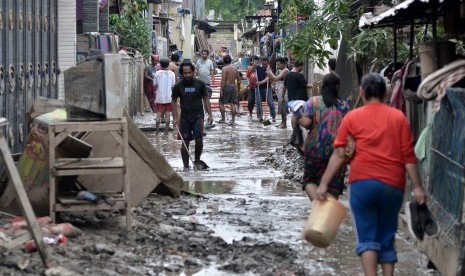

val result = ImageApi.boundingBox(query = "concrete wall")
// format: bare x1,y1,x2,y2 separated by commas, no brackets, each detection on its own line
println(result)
170,14,193,59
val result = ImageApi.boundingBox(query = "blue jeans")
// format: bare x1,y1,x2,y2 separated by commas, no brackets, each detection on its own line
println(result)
255,87,275,119
349,179,404,263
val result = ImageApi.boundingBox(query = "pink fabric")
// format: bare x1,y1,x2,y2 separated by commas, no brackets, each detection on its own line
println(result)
389,64,407,114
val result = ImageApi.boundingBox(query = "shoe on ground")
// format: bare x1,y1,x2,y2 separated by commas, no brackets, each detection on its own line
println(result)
217,119,226,124
271,117,276,123
405,201,424,240
248,115,253,122
183,166,191,172
258,117,263,123
276,124,287,129
227,121,235,126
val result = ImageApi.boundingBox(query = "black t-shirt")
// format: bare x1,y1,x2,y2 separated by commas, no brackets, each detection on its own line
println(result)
256,65,270,89
283,71,308,101
172,78,207,118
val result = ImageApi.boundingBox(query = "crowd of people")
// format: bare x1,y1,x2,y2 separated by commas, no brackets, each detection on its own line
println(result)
144,50,428,276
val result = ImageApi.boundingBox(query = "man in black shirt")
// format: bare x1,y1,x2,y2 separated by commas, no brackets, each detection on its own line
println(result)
282,60,312,128
172,61,213,171
254,56,276,122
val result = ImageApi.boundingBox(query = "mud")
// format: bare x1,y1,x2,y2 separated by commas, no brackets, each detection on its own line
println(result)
0,112,439,275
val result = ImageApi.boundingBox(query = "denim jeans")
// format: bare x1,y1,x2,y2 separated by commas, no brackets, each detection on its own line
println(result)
255,87,275,119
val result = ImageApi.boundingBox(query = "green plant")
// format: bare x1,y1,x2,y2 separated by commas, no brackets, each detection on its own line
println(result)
109,0,151,56
206,0,264,20
279,0,354,69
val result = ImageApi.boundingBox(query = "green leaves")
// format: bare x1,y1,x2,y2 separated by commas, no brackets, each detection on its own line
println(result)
206,0,264,20
109,0,151,56
280,0,353,69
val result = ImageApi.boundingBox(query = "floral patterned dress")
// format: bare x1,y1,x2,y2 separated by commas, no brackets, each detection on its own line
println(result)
302,96,349,196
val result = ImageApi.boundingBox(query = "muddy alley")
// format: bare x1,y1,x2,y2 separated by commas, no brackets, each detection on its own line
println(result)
0,113,438,276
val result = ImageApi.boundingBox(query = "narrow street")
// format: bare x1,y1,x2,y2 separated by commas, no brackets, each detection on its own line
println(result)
133,111,438,275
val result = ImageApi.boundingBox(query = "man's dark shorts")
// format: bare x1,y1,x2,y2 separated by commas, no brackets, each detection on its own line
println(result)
205,84,212,98
179,116,204,141
220,85,238,104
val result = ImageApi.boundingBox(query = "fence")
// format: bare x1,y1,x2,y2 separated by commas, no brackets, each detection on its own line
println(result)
427,88,465,245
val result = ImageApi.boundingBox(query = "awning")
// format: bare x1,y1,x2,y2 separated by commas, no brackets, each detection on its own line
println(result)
359,0,445,29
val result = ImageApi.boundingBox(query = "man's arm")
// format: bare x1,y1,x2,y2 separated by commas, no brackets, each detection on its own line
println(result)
204,94,213,124
171,99,179,124
220,69,226,93
144,67,153,80
281,86,287,103
210,62,215,84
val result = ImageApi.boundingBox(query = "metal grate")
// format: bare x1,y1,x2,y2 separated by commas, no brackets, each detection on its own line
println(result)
429,88,465,244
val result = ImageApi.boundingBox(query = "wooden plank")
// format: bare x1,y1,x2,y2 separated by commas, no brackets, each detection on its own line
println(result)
0,137,53,267
54,168,124,176
54,157,124,169
51,118,125,133
54,201,126,212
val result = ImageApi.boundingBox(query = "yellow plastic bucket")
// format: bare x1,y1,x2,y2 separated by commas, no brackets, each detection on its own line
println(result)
303,197,347,248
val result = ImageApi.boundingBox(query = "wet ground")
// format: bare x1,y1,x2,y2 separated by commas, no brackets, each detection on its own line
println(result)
0,111,438,275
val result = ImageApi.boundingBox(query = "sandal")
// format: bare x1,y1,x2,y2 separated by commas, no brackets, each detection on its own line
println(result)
217,119,226,124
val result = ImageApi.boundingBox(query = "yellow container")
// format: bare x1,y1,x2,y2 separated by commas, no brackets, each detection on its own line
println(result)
303,197,347,248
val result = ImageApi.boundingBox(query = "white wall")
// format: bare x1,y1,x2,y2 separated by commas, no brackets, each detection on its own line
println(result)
58,0,77,100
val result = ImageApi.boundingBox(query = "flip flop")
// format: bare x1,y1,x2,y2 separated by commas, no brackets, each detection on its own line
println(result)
205,123,216,129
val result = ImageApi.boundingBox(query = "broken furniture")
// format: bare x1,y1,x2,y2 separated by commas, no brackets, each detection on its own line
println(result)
0,117,52,267
48,118,131,230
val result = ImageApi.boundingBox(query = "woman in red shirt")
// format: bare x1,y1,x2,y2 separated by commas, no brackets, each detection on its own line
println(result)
316,73,426,276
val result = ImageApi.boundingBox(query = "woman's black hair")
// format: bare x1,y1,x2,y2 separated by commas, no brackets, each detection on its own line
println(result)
321,73,340,108
361,73,387,100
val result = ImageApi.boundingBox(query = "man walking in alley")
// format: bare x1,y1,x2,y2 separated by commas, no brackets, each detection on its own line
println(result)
195,49,215,98
172,61,213,171
246,56,259,121
144,54,160,112
169,53,180,82
154,57,176,134
255,56,276,122
218,55,241,125
267,57,289,128
282,60,312,128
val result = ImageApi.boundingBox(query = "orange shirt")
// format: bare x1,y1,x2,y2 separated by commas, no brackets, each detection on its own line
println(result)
334,102,417,191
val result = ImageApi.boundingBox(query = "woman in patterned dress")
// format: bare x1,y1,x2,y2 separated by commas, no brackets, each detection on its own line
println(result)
299,73,349,201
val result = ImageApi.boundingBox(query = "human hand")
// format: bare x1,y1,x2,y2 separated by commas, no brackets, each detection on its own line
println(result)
315,185,329,201
412,186,426,205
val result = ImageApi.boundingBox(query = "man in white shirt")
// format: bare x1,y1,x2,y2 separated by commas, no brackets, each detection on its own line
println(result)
155,57,176,134
195,49,215,97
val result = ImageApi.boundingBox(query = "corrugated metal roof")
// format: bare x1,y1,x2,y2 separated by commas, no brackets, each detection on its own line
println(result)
359,0,445,28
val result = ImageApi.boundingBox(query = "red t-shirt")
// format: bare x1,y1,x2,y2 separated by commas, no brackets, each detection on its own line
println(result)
246,66,257,90
334,102,417,191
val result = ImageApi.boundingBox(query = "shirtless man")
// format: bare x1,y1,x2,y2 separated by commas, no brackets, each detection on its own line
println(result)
218,55,241,125
168,53,180,82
